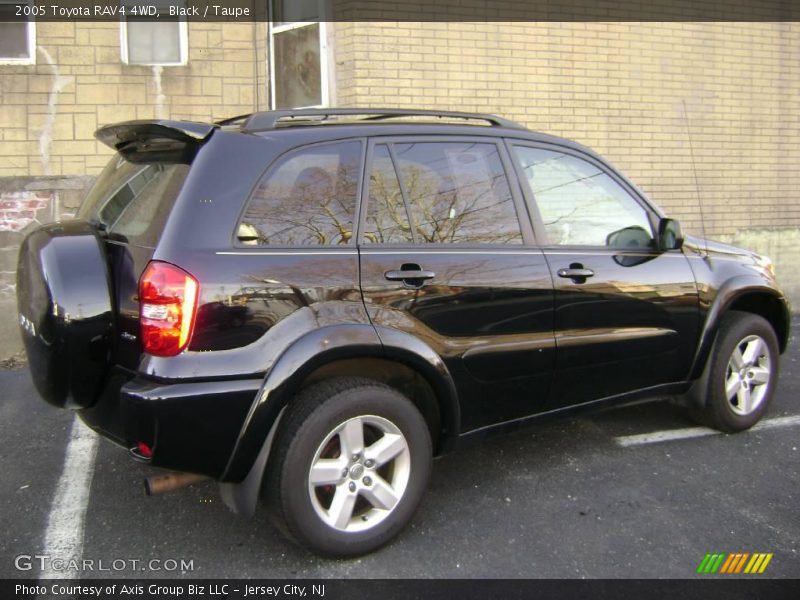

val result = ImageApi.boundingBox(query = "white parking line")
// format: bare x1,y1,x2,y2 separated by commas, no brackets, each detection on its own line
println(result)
41,417,99,579
614,414,800,448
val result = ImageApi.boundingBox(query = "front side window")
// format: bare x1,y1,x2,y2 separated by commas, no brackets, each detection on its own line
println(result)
238,141,362,246
364,141,523,245
121,2,187,66
270,0,326,108
513,146,654,248
0,1,35,64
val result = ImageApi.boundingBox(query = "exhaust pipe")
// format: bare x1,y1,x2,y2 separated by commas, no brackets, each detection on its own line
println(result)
144,472,209,496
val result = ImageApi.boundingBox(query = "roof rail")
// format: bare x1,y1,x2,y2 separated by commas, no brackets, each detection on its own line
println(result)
240,108,525,132
215,114,252,126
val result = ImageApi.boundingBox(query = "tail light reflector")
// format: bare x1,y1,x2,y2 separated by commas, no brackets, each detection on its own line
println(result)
139,261,198,356
136,441,153,459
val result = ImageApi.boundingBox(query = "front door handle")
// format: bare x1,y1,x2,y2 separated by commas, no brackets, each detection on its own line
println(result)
557,266,595,282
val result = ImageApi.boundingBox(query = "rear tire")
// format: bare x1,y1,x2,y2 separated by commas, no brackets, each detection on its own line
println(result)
262,377,432,557
693,311,779,432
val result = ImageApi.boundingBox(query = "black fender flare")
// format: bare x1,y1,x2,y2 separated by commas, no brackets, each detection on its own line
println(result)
686,276,789,407
220,323,460,485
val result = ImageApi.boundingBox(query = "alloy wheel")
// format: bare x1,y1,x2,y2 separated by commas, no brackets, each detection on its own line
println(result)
725,334,772,416
307,415,411,533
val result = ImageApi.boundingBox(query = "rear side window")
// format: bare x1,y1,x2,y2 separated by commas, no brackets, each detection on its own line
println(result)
238,141,362,246
363,145,411,244
363,141,523,245
78,157,190,247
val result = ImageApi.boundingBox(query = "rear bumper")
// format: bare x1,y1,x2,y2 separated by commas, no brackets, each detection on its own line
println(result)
79,367,260,478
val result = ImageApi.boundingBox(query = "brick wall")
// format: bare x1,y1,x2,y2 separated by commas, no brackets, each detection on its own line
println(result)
0,21,267,179
0,191,52,234
255,22,269,108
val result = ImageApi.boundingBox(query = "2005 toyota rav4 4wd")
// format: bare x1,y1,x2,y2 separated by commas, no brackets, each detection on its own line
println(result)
17,109,790,556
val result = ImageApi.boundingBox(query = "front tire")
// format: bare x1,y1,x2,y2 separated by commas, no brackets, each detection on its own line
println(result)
263,377,432,557
695,311,779,432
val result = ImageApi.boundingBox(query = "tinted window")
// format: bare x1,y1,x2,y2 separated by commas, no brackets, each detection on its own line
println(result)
239,141,362,246
513,147,654,248
78,158,190,247
363,141,523,245
364,145,413,244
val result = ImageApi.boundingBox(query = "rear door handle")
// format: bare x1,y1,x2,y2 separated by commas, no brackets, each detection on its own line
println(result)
384,269,435,281
557,267,595,281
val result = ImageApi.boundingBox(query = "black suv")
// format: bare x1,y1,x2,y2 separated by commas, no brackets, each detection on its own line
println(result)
16,109,790,556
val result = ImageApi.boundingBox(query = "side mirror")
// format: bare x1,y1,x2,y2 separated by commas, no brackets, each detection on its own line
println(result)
606,225,652,248
657,218,684,251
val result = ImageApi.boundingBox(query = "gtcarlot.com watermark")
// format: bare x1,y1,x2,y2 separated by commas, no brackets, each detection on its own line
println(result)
14,554,194,573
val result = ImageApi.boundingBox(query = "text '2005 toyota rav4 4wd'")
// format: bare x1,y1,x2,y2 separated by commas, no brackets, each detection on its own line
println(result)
17,109,790,556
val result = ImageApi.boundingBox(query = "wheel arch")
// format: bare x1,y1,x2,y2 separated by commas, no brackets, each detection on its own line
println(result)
691,280,789,381
301,356,457,457
219,324,459,516
685,278,789,409
727,293,790,354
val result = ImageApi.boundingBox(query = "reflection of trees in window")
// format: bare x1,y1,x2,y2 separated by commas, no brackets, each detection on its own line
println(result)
240,141,361,246
365,146,413,244
514,147,653,247
364,142,523,245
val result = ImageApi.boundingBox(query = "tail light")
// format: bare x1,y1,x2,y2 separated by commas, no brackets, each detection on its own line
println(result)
138,261,198,357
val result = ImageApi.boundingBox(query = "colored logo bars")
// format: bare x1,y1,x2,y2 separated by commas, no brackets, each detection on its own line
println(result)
697,553,773,574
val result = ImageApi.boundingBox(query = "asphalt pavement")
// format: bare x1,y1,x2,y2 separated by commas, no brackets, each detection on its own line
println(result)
1,319,798,579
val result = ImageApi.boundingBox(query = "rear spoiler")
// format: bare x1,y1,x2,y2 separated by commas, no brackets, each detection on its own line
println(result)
95,120,216,163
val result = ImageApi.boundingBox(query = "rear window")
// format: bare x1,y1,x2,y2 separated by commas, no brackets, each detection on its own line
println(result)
78,155,190,247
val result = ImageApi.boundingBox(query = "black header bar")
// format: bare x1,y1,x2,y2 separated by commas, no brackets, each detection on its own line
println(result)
4,579,800,600
1,0,799,22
